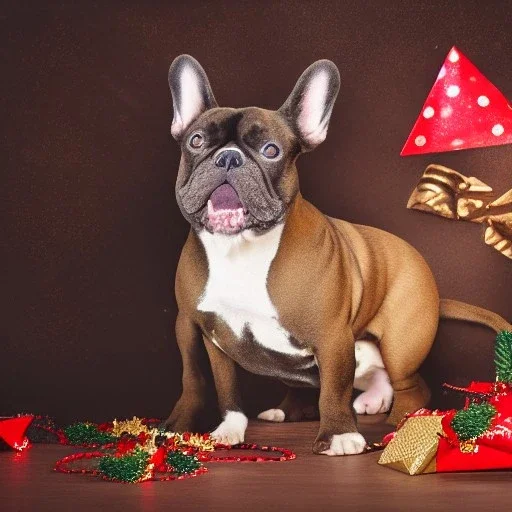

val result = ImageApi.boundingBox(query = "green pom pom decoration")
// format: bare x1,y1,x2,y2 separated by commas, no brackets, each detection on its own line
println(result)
451,402,496,441
495,330,512,384
63,423,116,445
99,448,150,483
167,450,202,475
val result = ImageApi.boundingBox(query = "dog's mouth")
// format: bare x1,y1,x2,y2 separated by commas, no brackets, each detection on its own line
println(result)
206,183,247,234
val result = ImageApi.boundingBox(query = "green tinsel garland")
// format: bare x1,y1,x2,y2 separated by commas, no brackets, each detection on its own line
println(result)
63,423,116,445
451,402,497,441
495,330,512,384
98,448,150,483
167,450,202,475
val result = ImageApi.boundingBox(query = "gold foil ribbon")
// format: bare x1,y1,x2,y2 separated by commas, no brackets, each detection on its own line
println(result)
407,164,512,260
111,417,151,437
111,416,216,452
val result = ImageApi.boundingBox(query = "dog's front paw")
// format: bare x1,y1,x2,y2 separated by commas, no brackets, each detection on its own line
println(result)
211,411,248,445
161,415,197,433
162,397,205,432
313,432,367,456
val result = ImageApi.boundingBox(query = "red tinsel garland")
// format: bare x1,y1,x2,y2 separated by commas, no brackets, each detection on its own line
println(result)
32,415,163,448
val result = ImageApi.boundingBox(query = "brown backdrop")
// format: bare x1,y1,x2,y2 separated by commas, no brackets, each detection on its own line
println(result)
2,0,511,425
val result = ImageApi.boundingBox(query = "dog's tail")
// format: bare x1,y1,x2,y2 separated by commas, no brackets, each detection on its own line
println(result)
440,299,512,333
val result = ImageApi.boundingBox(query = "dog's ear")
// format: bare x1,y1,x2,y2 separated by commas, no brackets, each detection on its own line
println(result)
278,60,340,151
168,55,218,140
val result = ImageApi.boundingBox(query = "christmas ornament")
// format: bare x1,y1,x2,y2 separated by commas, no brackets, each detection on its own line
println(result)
379,330,512,475
407,164,512,259
0,415,33,451
401,47,512,156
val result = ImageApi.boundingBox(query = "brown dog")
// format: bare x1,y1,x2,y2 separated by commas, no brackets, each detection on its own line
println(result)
164,55,511,455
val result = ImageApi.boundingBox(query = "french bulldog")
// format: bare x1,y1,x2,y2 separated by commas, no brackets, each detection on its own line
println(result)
163,55,511,455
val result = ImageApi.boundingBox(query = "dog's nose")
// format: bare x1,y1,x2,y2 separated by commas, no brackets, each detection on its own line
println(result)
215,149,244,170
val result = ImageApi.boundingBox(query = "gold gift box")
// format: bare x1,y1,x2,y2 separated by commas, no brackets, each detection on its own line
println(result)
378,415,444,475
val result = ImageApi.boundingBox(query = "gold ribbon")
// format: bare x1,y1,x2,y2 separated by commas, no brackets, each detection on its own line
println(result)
407,164,512,260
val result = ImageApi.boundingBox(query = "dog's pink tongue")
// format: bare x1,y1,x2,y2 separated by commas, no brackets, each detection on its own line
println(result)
209,183,243,210
207,184,245,233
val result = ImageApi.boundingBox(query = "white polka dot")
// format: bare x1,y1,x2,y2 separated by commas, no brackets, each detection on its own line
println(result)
423,106,435,119
441,106,453,118
492,124,504,136
438,66,446,79
448,49,459,63
477,95,490,107
446,85,460,98
451,139,464,147
469,76,477,82
415,135,427,147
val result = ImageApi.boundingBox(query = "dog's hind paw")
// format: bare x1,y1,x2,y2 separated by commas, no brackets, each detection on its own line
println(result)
257,408,285,422
353,386,393,415
353,367,394,415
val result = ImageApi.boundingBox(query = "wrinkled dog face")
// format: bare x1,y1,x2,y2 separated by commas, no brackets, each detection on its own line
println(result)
174,106,298,234
168,55,340,235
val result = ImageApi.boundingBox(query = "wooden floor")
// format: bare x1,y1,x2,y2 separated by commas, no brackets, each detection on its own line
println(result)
1,416,511,511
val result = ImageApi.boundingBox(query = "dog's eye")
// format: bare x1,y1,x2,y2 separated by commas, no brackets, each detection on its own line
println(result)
261,142,280,159
189,133,204,149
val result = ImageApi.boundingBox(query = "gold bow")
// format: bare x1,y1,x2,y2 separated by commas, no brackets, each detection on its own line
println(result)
407,164,512,260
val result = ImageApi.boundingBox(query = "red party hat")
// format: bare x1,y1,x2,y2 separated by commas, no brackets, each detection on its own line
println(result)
0,416,33,451
401,47,512,156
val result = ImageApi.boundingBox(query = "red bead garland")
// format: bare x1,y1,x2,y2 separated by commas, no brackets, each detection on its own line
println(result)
199,443,296,463
54,443,296,482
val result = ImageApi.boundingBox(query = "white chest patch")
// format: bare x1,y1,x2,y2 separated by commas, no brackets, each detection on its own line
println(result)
198,225,310,357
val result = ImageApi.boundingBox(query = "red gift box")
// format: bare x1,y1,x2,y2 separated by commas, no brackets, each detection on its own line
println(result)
437,436,512,472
